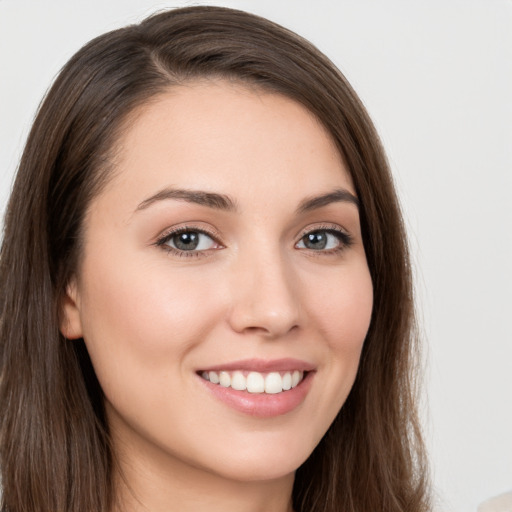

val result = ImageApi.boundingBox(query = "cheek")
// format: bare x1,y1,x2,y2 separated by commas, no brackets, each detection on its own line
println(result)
77,254,224,397
305,262,373,409
309,262,373,349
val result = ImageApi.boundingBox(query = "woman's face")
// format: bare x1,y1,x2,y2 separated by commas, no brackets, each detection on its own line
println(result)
62,81,373,484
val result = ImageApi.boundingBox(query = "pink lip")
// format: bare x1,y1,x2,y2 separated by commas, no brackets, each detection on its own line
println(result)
198,358,316,373
196,359,316,418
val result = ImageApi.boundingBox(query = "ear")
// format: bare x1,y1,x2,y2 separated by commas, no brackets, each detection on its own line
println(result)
59,278,83,340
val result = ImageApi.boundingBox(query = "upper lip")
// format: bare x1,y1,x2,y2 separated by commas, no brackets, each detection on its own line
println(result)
198,358,316,373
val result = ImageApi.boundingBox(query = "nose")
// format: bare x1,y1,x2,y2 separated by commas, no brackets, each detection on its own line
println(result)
227,249,302,338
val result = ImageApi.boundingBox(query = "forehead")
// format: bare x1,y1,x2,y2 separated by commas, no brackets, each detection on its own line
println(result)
103,80,354,212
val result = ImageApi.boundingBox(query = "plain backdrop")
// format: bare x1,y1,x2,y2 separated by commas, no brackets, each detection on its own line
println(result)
1,1,511,511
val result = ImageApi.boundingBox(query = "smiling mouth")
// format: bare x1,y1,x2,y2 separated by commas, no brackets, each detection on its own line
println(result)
199,370,306,394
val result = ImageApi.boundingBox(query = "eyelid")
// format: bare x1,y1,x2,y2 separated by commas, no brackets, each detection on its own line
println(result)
154,223,224,257
156,223,221,243
153,222,353,258
295,223,354,253
295,223,351,241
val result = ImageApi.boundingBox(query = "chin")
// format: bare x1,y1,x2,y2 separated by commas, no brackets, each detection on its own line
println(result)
193,432,318,483
204,454,304,484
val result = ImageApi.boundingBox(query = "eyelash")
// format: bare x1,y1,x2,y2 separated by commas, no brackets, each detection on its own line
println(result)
296,224,354,256
155,225,222,258
155,224,353,258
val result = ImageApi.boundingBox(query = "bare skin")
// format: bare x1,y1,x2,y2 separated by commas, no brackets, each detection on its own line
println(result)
61,80,373,512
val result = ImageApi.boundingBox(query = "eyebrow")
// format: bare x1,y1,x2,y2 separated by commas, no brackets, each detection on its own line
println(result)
136,188,238,212
135,186,358,214
297,188,359,213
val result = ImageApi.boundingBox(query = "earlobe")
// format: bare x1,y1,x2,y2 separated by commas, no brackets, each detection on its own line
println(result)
60,278,83,340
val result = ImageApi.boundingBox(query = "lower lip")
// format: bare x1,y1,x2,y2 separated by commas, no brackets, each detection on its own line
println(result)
198,372,315,418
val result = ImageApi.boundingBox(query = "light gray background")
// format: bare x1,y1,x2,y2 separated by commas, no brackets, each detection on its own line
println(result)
1,1,511,511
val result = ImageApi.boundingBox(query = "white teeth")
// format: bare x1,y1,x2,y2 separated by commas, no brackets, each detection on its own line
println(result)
202,370,305,394
219,371,231,387
264,372,282,394
282,372,292,390
231,371,246,391
246,372,265,393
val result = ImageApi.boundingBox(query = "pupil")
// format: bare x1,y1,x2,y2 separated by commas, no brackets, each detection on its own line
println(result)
174,232,199,250
306,232,327,250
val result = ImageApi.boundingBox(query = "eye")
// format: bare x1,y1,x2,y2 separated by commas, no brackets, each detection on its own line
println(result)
296,229,352,252
158,229,220,253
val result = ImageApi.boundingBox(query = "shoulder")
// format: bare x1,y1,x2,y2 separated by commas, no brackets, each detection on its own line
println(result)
478,491,512,512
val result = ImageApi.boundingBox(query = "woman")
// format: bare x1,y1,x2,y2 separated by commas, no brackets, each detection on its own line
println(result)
0,6,430,512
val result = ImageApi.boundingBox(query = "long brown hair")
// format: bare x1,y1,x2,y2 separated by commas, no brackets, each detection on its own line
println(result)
0,6,429,512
